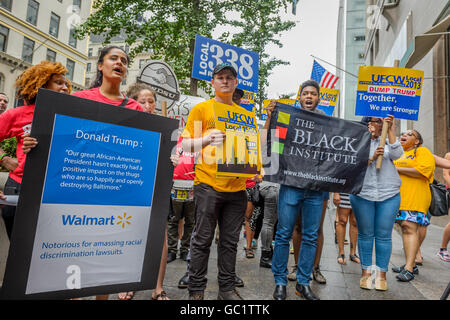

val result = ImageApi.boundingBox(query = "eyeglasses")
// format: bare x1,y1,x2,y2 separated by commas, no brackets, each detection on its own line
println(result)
369,119,383,124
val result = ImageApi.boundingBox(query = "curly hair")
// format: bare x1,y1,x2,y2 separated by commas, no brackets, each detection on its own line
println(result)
15,61,72,104
126,82,157,102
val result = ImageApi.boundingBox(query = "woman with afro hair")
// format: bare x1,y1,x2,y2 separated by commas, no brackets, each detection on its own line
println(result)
0,60,71,239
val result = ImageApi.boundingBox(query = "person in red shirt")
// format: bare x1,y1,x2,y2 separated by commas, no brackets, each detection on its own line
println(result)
0,61,71,239
22,46,143,153
73,46,142,111
23,47,143,301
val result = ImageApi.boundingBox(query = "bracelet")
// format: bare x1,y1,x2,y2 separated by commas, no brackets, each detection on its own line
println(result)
0,153,8,163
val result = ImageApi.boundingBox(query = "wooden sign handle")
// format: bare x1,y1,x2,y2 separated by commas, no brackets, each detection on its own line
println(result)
161,101,167,117
375,59,400,169
375,120,389,169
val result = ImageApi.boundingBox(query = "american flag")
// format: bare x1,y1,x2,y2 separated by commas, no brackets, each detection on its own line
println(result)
311,60,339,89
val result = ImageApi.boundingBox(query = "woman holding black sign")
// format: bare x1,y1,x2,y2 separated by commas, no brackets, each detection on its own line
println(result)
392,130,435,282
24,47,142,301
0,61,71,239
349,115,403,291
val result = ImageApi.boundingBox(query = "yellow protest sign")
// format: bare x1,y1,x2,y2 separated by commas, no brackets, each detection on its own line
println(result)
262,99,296,120
240,90,256,112
355,66,424,120
213,103,261,178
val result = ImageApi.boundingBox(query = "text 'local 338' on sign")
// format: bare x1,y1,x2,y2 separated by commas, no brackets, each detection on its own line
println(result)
355,66,424,120
213,103,262,178
192,34,259,93
0,89,178,300
264,103,370,194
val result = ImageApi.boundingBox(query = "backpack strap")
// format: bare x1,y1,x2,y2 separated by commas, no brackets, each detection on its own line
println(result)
118,96,129,107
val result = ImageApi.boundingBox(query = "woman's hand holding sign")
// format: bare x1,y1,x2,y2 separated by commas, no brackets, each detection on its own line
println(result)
22,133,38,154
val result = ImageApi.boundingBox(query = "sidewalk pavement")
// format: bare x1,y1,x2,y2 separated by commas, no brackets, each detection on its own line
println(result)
0,205,449,300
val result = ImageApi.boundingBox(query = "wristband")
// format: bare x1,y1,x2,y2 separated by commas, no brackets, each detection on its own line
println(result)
0,153,8,163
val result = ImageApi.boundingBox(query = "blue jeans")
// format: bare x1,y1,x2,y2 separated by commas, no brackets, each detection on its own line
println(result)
272,185,324,285
349,193,400,272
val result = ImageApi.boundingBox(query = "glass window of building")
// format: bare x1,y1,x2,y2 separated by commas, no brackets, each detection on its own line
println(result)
69,27,77,48
46,48,56,62
86,62,91,72
0,0,12,11
22,37,35,63
66,59,75,81
73,0,81,10
49,12,60,38
0,73,5,92
26,0,39,26
88,47,93,57
0,25,9,52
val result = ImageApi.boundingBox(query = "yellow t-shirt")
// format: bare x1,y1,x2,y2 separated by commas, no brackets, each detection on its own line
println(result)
181,99,247,193
394,146,435,213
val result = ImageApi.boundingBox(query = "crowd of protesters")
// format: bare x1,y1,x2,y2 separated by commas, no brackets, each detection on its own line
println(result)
0,49,449,301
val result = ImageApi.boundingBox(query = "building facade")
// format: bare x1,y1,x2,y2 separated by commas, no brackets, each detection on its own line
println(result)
0,0,92,108
364,0,449,156
336,0,367,121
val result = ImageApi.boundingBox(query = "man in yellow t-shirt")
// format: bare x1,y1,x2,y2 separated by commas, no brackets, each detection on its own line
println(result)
181,62,249,300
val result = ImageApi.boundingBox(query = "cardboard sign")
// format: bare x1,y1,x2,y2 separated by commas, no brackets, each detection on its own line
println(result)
355,66,424,120
213,102,261,178
264,102,371,193
262,99,296,120
0,89,178,299
240,90,256,112
192,34,259,93
137,60,181,114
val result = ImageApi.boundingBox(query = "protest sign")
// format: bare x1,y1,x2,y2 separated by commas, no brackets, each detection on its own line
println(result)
262,99,296,121
264,103,371,193
166,94,205,129
213,102,261,178
0,89,178,299
137,60,181,115
192,34,259,93
240,90,256,112
295,86,339,116
355,66,424,120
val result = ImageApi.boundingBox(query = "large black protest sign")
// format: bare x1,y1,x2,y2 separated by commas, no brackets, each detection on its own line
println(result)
264,103,371,194
1,89,178,300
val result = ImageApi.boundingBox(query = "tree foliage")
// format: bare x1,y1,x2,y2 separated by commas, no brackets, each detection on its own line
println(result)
76,0,295,106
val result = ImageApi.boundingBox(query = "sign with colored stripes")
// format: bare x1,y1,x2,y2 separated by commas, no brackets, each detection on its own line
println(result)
264,102,371,193
355,66,424,120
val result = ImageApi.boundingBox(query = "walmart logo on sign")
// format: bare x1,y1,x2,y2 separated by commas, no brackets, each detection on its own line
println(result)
61,213,132,228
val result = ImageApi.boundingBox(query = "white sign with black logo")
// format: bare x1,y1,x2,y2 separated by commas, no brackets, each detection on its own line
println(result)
137,60,181,114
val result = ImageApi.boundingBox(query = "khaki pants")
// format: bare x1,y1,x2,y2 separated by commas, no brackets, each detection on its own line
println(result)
167,199,195,255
